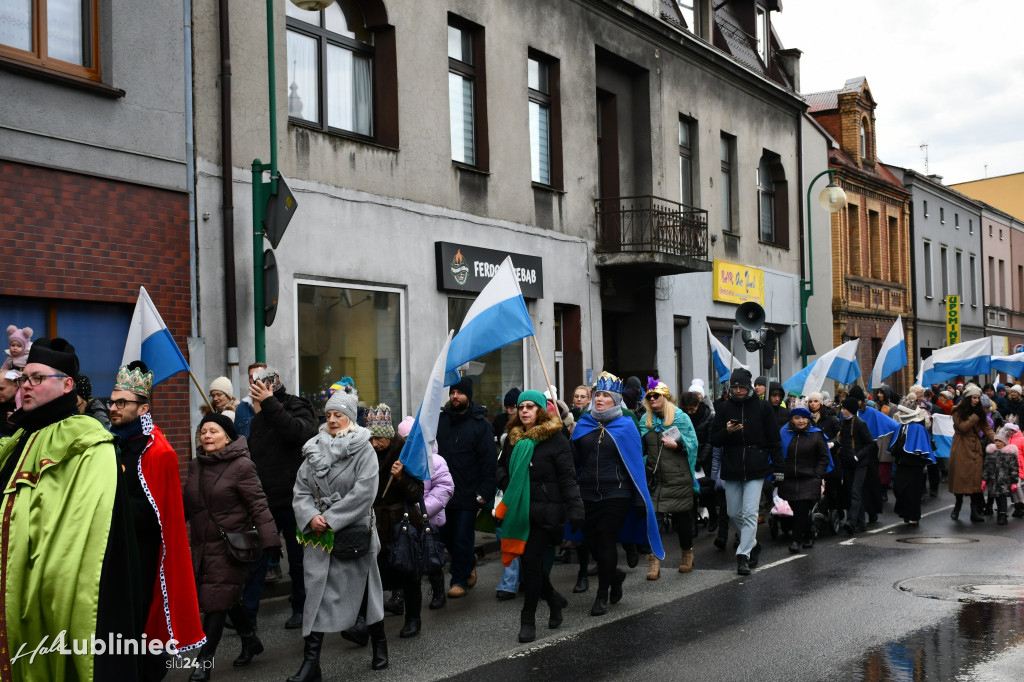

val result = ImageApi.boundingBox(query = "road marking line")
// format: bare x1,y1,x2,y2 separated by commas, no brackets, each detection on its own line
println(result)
756,554,807,570
867,503,955,534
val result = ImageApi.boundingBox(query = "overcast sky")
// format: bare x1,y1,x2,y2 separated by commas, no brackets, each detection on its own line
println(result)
772,0,1024,185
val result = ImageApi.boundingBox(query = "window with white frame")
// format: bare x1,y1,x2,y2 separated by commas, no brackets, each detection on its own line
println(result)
448,16,486,167
528,52,560,186
679,117,695,207
923,240,933,298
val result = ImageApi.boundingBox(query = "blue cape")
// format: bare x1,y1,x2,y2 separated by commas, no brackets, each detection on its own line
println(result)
889,422,936,465
779,423,834,473
570,413,666,560
857,406,899,439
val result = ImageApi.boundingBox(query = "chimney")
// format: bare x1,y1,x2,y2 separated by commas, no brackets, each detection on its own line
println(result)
776,48,801,91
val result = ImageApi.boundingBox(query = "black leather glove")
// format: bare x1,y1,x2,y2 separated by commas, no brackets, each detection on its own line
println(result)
265,545,282,561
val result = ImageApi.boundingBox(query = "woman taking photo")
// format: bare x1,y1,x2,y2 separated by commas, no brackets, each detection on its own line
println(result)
496,390,583,643
777,401,830,552
949,383,995,523
184,414,279,681
289,388,387,681
571,372,663,616
640,379,699,579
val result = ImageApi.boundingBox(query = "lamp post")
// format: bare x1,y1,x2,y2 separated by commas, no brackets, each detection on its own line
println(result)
252,0,335,362
800,168,848,367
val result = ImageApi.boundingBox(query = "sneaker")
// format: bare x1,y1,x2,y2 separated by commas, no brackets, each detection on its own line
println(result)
284,612,303,629
495,590,516,600
429,589,447,610
447,584,467,598
713,535,727,551
383,591,404,616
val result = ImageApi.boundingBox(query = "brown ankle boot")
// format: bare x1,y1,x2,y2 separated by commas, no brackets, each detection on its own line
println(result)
679,548,694,573
646,554,660,580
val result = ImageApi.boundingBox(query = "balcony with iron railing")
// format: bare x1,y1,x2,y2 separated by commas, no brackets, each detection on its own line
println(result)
594,195,711,274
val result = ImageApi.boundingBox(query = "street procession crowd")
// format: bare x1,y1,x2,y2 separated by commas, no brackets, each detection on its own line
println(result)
3,322,1024,682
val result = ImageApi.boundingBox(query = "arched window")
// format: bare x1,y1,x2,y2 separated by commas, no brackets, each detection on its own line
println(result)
286,0,398,146
860,118,869,161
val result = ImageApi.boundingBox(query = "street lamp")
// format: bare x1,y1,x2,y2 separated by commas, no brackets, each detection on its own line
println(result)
800,169,848,367
252,0,336,362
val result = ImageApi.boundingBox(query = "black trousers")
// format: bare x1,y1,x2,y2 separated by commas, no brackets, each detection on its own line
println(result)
520,533,556,613
582,498,632,598
789,499,814,541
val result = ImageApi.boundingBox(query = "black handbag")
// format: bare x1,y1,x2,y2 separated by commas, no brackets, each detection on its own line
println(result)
200,466,263,564
330,515,374,560
387,506,421,576
418,505,447,574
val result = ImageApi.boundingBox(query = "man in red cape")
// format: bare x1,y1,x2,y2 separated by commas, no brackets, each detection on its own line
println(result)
109,361,205,679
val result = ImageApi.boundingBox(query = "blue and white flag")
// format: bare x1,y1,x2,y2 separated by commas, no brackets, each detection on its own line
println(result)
707,326,748,383
991,352,1024,379
917,337,992,386
931,413,954,459
400,331,453,481
121,286,190,386
870,316,907,388
444,256,535,386
783,339,861,397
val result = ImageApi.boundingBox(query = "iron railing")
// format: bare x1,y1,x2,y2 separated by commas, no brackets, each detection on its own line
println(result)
595,195,708,259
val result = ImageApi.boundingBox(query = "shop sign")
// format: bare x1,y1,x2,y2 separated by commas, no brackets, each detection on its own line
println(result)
435,242,544,299
946,296,960,345
712,259,764,305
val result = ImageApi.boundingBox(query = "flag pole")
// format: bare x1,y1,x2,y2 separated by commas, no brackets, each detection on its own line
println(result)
530,335,561,423
382,474,394,498
188,370,215,411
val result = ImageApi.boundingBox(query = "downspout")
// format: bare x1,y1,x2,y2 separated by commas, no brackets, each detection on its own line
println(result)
219,0,240,389
796,111,806,365
907,177,917,380
184,0,197,337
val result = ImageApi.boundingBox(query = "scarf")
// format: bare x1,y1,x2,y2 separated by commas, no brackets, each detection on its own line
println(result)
303,424,356,477
591,404,622,422
111,411,154,444
495,435,536,567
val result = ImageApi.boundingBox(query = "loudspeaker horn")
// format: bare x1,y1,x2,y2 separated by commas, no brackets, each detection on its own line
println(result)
735,302,766,331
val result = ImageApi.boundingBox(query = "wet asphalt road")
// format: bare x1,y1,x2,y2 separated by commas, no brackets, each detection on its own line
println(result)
196,494,1024,681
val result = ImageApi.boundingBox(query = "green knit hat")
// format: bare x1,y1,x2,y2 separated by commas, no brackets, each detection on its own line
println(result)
365,403,395,439
517,390,548,409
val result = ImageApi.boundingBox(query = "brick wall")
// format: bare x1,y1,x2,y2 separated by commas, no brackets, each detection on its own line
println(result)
0,160,194,474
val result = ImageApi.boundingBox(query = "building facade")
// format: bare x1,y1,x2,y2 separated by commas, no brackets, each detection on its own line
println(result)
885,168,984,372
0,0,194,459
191,0,819,415
806,77,914,392
951,172,1024,224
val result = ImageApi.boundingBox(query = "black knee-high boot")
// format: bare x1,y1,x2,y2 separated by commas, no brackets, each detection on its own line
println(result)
190,611,226,681
287,632,324,682
368,620,388,670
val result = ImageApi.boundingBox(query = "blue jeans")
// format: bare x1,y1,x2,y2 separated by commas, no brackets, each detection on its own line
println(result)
242,504,305,617
494,524,520,593
723,478,764,558
440,508,477,588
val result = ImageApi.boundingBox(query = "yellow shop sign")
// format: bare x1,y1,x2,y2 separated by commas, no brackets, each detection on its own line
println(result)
946,295,960,345
713,260,765,305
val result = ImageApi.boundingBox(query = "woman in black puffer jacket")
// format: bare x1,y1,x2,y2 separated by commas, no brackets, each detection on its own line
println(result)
777,404,830,553
497,390,583,644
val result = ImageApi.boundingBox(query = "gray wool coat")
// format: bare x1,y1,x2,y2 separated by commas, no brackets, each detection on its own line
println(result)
293,425,383,636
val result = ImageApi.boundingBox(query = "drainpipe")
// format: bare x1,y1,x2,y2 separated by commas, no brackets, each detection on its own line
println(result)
796,111,806,364
219,0,240,390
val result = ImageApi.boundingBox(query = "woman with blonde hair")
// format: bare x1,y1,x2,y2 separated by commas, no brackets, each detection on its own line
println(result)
639,378,699,578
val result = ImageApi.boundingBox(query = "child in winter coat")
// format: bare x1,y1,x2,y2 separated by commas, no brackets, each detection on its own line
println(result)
1003,421,1024,517
1,326,32,372
983,429,1020,525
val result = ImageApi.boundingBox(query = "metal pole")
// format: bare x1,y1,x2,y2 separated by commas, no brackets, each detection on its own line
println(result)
800,168,837,368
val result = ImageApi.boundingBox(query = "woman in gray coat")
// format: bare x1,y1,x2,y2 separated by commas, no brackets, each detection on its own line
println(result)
288,388,386,681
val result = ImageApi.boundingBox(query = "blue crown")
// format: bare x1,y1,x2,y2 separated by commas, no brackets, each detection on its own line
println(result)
595,371,623,394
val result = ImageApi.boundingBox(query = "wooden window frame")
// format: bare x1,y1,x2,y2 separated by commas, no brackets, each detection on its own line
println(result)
0,0,102,83
528,48,562,190
448,13,488,171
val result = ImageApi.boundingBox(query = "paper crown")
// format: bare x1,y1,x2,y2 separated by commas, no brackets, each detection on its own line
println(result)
595,371,623,395
114,364,154,398
646,377,670,396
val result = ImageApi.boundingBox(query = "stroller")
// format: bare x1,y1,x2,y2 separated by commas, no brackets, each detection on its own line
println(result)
768,481,837,541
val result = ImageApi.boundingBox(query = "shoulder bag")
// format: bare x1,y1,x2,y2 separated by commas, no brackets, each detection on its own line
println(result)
200,465,262,564
313,480,374,560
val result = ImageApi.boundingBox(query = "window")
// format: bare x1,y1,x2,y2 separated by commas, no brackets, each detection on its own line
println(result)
286,0,397,144
940,245,948,296
296,282,405,416
989,256,996,303
678,117,695,207
0,0,100,82
448,16,487,168
923,200,928,217
888,216,900,281
969,218,974,234
989,223,993,237
720,133,736,233
869,210,881,278
757,155,775,243
676,1,697,31
860,120,867,160
848,205,861,276
955,213,960,229
923,240,933,298
970,254,977,306
1000,260,1007,307
448,297,524,417
940,206,945,224
754,5,768,63
955,249,963,298
528,51,561,187
1018,265,1023,311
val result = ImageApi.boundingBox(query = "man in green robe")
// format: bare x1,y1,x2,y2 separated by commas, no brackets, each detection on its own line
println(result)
0,338,138,682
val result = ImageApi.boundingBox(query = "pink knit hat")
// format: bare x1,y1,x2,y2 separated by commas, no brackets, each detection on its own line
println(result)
6,325,32,353
397,415,415,439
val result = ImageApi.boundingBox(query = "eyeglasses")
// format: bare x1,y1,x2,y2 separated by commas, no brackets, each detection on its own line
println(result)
14,374,67,387
107,398,145,409
646,393,663,400
518,402,539,410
